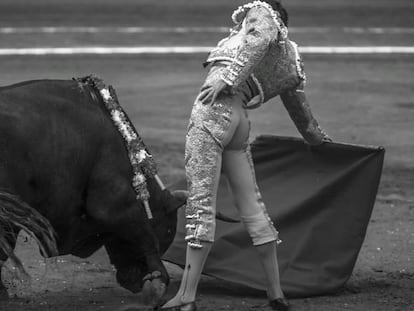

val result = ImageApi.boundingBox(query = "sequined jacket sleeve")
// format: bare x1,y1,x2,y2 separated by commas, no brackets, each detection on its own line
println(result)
220,6,278,87
280,84,331,145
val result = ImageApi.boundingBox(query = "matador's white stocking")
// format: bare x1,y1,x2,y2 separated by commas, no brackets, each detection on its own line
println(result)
161,242,212,308
255,240,284,300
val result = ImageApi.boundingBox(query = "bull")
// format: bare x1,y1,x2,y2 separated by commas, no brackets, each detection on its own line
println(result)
0,78,187,306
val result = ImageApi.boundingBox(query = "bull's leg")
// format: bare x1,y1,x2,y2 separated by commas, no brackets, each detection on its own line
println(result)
86,179,168,306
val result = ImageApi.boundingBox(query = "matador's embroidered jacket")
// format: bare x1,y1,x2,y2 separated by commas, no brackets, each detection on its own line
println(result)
204,1,329,144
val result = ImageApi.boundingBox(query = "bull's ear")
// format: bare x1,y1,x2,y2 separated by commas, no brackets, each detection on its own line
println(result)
162,189,187,213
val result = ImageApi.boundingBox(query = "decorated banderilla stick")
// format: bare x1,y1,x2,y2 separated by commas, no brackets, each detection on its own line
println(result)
80,74,166,219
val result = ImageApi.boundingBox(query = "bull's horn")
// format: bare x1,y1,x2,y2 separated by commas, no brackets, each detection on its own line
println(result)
170,190,188,204
216,212,240,223
164,189,187,213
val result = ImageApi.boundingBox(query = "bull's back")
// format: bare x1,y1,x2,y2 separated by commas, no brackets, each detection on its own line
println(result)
0,80,106,215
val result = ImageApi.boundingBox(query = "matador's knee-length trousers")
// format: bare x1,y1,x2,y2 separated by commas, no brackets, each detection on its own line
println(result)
184,77,280,249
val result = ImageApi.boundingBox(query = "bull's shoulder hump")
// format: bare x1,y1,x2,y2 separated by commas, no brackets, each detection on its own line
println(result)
0,79,105,127
0,79,95,108
0,79,72,92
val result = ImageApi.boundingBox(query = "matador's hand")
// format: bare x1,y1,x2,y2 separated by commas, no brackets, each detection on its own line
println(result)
198,79,229,105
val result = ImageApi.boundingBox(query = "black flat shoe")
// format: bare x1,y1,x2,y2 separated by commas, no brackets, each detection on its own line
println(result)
269,297,289,311
158,301,197,311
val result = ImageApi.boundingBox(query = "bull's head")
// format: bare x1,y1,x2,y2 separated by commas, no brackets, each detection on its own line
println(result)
104,180,186,294
104,178,236,295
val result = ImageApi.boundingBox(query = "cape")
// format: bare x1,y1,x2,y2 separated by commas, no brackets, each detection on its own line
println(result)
164,135,385,297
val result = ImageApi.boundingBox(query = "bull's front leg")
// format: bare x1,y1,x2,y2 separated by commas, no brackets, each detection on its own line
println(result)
86,179,169,306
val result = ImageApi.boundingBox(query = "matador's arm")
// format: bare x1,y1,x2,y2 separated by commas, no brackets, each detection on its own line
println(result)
220,6,278,87
280,84,331,145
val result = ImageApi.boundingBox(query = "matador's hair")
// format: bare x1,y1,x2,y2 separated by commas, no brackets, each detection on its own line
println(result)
263,0,289,26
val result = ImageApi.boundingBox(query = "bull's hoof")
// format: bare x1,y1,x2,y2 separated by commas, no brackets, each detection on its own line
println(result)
0,286,9,301
141,271,167,307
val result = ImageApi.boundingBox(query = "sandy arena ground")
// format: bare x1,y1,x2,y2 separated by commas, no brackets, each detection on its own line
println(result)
0,1,413,310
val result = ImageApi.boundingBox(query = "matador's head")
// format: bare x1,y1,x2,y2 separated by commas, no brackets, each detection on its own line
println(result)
262,0,289,26
231,1,289,42
232,1,288,26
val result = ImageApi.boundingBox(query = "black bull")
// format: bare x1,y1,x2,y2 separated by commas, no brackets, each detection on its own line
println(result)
0,79,187,304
